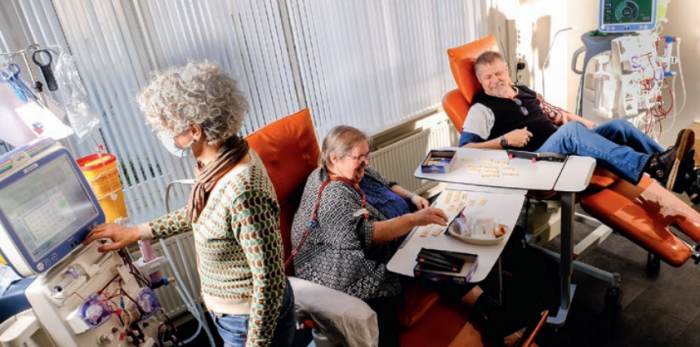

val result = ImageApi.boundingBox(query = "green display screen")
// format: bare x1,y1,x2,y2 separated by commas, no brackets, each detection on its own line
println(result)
600,0,657,32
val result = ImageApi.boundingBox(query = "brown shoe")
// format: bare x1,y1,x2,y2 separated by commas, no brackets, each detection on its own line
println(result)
646,129,695,190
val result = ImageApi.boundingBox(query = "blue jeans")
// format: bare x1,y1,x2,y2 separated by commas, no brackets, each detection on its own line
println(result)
536,119,664,184
209,278,296,347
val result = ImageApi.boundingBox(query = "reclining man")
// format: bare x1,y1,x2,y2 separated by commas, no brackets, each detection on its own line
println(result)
459,50,697,194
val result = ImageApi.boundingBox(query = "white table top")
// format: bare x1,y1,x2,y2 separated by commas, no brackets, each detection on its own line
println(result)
553,155,597,192
414,148,595,192
387,187,525,282
388,148,596,283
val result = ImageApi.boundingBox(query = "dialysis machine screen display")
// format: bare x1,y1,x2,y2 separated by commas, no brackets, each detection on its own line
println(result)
0,155,99,262
599,0,657,32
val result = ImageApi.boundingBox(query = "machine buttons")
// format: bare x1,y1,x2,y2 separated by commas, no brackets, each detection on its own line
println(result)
51,253,58,261
37,262,44,271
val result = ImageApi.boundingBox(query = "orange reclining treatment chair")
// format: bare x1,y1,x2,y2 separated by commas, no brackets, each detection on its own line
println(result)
443,34,700,268
247,109,540,347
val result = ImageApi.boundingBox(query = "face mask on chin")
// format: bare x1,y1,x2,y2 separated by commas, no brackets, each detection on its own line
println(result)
157,131,194,158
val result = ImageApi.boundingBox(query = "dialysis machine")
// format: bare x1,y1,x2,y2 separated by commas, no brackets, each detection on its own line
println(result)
575,0,683,139
0,138,173,347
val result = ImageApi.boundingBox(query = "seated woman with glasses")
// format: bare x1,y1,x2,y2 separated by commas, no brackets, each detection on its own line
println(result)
291,125,535,347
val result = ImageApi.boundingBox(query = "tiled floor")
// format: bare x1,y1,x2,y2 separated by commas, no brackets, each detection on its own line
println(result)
183,205,700,347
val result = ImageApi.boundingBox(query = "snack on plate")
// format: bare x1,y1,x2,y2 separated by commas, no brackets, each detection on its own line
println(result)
493,224,506,238
449,217,507,245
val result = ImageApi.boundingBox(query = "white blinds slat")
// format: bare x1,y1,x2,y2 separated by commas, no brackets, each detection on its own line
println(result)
1,0,482,221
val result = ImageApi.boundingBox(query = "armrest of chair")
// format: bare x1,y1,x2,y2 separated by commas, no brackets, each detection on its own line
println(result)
289,277,378,347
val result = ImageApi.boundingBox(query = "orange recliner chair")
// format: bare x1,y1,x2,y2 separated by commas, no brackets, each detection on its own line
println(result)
443,34,700,271
245,109,547,347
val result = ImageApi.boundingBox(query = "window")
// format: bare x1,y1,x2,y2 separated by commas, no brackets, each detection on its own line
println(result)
0,0,483,222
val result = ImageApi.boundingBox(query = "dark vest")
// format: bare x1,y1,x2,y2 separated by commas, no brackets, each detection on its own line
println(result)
472,85,558,152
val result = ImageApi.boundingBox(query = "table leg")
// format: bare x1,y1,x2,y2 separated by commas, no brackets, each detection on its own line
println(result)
547,191,577,326
560,192,574,310
497,257,503,304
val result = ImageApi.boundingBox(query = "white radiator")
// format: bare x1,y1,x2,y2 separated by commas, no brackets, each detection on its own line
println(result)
371,117,458,194
129,233,201,318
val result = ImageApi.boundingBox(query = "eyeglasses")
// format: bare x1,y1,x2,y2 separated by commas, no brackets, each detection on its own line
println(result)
345,152,370,163
513,98,529,116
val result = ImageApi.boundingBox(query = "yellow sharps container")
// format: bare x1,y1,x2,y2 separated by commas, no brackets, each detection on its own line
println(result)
76,153,128,223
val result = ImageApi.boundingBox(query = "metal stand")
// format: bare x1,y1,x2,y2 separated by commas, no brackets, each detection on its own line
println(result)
528,193,623,326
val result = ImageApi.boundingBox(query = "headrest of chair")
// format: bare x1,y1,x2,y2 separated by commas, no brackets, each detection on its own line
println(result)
245,108,320,206
246,109,320,276
447,34,500,103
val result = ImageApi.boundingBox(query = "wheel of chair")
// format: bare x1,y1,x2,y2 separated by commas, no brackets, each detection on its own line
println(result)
600,287,623,328
646,252,661,277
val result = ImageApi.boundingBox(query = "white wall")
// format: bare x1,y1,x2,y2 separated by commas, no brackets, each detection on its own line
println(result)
487,0,699,147
485,0,572,113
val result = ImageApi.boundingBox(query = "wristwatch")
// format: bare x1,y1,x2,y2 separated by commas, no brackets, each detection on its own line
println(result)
499,136,508,148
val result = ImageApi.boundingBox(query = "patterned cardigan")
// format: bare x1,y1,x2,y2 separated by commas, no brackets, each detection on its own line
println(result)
138,151,286,347
291,166,402,300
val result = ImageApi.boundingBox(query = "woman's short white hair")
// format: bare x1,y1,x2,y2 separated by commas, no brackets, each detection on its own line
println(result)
137,60,248,145
319,125,369,169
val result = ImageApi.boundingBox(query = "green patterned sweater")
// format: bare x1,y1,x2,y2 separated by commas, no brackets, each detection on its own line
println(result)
137,151,286,346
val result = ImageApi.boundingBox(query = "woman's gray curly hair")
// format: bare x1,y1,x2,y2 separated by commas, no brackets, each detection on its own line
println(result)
137,61,248,145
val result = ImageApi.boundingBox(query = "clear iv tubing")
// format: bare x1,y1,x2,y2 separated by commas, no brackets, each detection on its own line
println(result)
159,236,215,346
662,38,685,135
675,38,687,116
162,179,214,346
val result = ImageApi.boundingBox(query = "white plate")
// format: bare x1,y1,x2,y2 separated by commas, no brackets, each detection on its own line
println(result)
446,221,506,245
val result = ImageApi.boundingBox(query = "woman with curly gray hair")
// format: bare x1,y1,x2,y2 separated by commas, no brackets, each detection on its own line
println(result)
83,61,295,347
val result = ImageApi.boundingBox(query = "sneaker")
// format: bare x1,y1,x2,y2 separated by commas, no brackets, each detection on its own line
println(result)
687,180,700,205
681,160,700,204
646,129,694,190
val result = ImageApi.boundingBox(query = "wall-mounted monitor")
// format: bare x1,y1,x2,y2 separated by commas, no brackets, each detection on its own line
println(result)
599,0,658,33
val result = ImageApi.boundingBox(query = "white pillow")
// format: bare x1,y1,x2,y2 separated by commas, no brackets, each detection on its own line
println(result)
289,276,379,347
